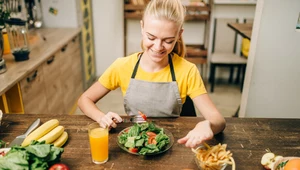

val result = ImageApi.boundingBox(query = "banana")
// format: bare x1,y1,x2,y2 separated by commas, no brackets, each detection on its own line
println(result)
22,119,59,147
52,131,68,147
38,125,64,144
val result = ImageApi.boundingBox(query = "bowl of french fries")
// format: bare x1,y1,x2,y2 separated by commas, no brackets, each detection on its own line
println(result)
192,142,236,170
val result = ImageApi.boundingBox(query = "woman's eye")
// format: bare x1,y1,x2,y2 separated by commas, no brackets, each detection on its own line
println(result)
148,37,155,41
165,41,174,44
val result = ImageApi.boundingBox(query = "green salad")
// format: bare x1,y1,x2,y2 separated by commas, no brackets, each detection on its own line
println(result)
118,122,171,155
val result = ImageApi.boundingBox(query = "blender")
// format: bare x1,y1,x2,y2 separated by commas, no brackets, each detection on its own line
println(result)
5,18,30,62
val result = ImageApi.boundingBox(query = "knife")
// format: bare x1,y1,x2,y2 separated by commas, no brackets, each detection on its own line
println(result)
8,118,41,147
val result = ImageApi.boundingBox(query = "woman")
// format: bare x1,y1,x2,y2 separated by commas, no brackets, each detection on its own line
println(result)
78,0,225,148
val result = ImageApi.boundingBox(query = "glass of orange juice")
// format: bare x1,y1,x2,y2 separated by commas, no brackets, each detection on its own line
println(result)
88,122,109,164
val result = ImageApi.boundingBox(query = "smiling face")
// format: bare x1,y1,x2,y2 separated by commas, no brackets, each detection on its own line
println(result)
141,16,183,64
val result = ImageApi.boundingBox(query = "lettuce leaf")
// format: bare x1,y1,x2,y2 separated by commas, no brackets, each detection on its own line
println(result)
118,122,171,155
0,141,64,170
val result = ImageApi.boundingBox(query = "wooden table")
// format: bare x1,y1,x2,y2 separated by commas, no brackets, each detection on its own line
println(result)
227,23,253,40
1,114,300,170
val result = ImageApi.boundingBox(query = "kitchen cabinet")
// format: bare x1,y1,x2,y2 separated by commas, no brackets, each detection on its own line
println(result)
0,84,24,114
0,28,83,115
20,66,48,114
19,35,82,115
42,52,64,114
60,36,83,114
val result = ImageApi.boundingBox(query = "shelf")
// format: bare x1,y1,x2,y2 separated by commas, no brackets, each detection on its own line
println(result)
214,0,256,5
185,57,207,64
185,14,210,21
124,4,211,21
185,45,207,64
124,4,145,10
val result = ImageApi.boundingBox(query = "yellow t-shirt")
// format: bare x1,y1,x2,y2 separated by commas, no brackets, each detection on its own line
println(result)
99,52,207,103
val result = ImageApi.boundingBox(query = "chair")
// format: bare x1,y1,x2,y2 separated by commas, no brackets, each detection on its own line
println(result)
180,96,196,117
209,18,247,93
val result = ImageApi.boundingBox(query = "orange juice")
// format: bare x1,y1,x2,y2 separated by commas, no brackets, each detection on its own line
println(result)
3,32,11,54
88,123,109,164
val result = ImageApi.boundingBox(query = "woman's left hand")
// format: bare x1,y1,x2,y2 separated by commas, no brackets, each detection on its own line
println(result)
177,120,214,148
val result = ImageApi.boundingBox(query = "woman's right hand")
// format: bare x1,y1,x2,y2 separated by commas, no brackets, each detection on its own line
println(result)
97,112,123,129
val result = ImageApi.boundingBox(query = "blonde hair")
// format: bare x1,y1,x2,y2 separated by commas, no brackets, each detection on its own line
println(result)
141,0,186,57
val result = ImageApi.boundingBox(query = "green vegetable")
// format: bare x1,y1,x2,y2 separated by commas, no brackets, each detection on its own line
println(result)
276,160,289,170
118,122,170,155
124,137,136,148
0,140,64,170
0,140,6,148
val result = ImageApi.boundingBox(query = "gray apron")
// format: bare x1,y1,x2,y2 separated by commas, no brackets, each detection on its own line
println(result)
124,53,183,117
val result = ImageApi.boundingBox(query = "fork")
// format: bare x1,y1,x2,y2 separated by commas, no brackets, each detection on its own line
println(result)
123,115,147,123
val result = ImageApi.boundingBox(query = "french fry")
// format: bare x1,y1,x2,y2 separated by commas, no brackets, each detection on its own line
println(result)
193,142,236,170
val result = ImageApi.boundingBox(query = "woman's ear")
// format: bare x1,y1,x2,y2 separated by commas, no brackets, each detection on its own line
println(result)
179,28,184,37
140,20,144,33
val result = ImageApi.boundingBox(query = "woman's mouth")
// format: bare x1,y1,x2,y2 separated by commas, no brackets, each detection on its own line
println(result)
150,49,165,57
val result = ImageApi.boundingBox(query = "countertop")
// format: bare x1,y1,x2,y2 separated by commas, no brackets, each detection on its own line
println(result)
1,114,300,170
0,28,81,96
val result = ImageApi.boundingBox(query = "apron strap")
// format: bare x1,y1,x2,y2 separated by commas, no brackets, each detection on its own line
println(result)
131,53,176,81
168,54,176,81
131,53,142,78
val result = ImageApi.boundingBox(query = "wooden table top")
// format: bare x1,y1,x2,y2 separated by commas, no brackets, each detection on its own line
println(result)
227,23,253,40
1,114,300,170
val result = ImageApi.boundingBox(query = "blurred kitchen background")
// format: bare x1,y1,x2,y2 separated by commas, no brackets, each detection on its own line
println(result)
1,0,300,118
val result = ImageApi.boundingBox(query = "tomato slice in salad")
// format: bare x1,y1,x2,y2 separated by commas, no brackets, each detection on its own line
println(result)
146,132,156,137
148,136,157,145
128,147,138,153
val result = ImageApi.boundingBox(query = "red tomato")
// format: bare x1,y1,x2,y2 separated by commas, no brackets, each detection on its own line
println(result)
49,163,70,170
129,147,138,153
148,136,157,145
124,128,130,133
0,151,6,157
138,111,147,120
146,132,156,137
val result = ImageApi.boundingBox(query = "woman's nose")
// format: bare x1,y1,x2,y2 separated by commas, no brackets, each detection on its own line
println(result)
154,40,164,50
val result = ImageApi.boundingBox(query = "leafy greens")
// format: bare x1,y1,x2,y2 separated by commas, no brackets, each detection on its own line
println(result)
118,122,171,155
0,140,64,170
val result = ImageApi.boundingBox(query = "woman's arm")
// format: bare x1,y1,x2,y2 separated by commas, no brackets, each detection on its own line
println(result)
177,94,226,147
77,81,122,128
193,94,226,134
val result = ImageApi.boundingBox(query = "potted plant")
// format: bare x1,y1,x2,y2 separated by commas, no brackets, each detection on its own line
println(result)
0,0,10,28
